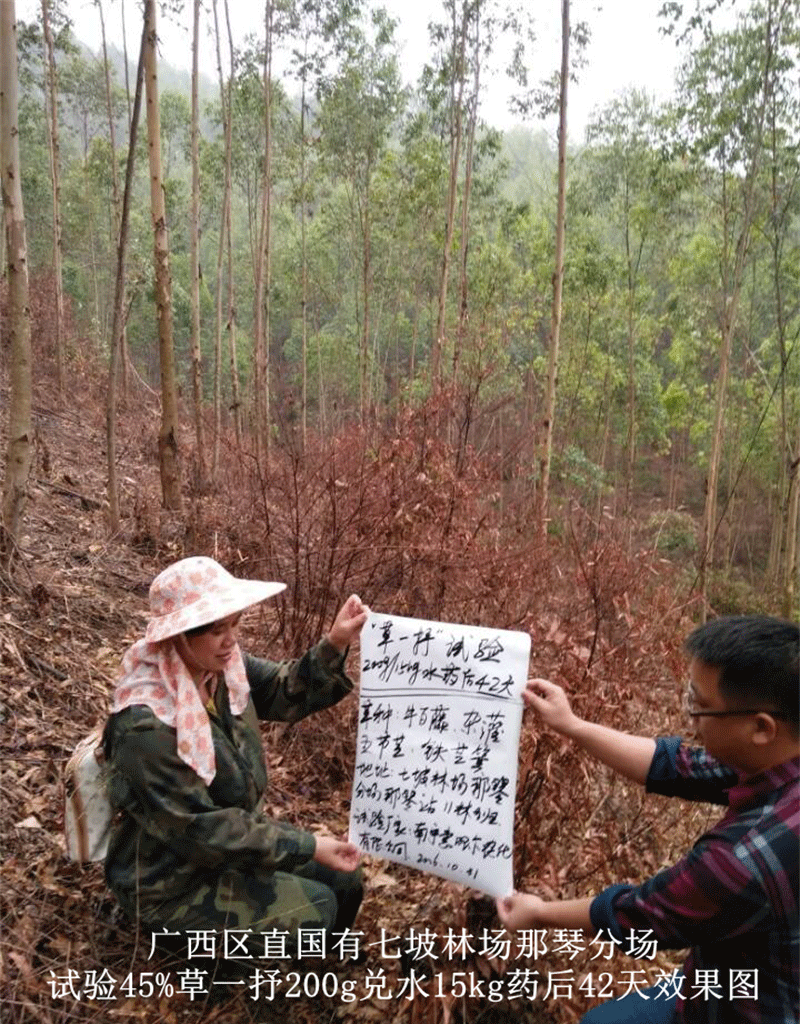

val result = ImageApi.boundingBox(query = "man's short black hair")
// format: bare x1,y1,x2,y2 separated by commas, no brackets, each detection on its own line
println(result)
685,615,799,730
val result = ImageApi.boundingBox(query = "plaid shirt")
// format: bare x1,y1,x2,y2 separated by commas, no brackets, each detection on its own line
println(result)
590,737,799,1024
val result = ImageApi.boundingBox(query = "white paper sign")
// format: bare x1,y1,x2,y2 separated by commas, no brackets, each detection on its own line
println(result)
349,612,531,898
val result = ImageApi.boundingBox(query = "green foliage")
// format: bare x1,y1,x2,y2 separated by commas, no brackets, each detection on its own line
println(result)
12,0,798,608
160,90,191,177
646,509,698,556
705,568,777,617
552,445,607,497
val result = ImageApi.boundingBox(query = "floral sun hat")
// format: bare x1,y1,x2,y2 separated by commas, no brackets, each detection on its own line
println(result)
111,556,285,783
145,556,285,643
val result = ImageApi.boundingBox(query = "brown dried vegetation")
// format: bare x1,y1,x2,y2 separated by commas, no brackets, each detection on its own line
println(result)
1,287,714,1024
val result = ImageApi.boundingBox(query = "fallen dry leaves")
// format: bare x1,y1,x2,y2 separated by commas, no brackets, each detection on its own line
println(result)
1,330,707,1024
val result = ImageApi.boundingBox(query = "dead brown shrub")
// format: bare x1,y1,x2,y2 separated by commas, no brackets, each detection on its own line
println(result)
1,331,713,1024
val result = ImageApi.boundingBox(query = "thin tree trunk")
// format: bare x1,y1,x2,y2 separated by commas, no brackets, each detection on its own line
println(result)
300,58,308,448
430,0,468,390
624,216,636,516
264,0,273,459
144,0,182,510
106,14,146,533
211,0,229,472
1,0,34,564
210,0,224,476
452,18,480,387
223,0,241,451
90,229,101,345
766,74,799,614
783,418,800,619
698,5,774,615
120,0,132,125
98,0,129,401
538,0,569,541
189,0,206,485
409,272,422,389
40,0,65,396
360,175,372,424
252,0,274,465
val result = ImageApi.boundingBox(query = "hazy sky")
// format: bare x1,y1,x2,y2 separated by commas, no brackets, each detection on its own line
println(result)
16,0,728,143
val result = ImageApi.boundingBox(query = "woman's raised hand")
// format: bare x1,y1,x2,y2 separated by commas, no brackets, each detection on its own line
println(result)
327,594,370,653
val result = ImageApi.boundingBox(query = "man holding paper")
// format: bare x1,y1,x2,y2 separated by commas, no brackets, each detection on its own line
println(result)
497,615,799,1024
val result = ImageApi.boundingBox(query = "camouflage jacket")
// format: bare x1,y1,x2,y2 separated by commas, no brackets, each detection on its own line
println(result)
102,639,353,921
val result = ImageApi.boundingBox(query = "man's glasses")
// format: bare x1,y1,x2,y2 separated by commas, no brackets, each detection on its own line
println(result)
683,685,781,719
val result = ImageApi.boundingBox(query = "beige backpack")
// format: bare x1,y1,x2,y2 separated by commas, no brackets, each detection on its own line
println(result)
63,727,113,863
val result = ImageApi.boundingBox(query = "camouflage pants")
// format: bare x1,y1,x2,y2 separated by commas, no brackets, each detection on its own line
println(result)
122,859,363,958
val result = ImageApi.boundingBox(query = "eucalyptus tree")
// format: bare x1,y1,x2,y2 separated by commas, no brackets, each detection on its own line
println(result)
425,0,469,390
58,45,125,345
1,0,34,565
189,0,206,484
40,0,66,395
282,0,362,445
143,0,182,510
252,0,276,465
316,7,404,423
59,50,112,161
423,0,535,392
667,0,789,612
106,10,146,533
97,0,129,395
537,0,569,539
13,20,57,266
757,1,800,615
578,89,677,515
393,117,448,389
210,0,241,468
218,30,292,460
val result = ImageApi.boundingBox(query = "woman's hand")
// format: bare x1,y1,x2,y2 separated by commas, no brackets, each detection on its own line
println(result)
327,594,370,653
495,892,546,933
524,677,581,737
313,835,361,873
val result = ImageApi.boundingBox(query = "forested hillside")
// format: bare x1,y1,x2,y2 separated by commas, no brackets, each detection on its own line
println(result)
1,0,798,1022
5,0,798,610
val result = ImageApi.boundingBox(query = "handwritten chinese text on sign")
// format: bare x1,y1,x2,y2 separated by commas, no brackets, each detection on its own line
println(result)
349,612,531,898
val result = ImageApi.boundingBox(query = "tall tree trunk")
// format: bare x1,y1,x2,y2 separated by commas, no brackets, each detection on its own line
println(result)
409,273,422,388
783,418,800,619
264,0,273,459
452,17,480,387
624,215,636,517
538,0,569,541
106,14,146,533
189,0,206,485
211,0,231,472
40,0,65,397
766,77,799,616
143,0,182,510
119,8,131,402
120,0,132,125
252,0,274,465
360,175,372,424
226,171,241,450
223,0,241,451
299,59,308,449
1,0,34,564
98,0,129,400
430,0,468,391
698,6,774,615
